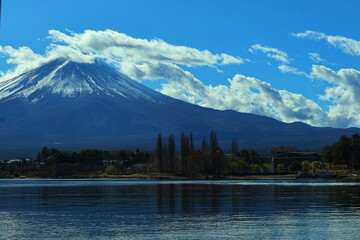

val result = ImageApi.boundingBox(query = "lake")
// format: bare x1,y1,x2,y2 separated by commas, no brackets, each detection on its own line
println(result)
0,179,360,240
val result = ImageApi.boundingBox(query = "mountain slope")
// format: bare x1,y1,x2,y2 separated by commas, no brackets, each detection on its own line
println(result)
0,58,172,103
0,58,359,157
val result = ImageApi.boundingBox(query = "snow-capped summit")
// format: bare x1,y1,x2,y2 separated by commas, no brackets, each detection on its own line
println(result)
0,58,164,103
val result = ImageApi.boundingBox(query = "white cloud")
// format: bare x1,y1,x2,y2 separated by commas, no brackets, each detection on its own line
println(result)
278,65,308,77
159,71,325,126
2,29,358,128
0,46,47,80
311,65,360,127
249,44,311,77
294,30,360,56
0,44,94,82
220,53,243,65
47,29,244,67
293,31,326,40
249,44,290,64
120,61,209,104
113,47,325,126
0,29,243,83
308,53,324,63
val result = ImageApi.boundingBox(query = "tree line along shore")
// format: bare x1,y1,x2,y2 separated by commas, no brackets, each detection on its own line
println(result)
1,131,360,179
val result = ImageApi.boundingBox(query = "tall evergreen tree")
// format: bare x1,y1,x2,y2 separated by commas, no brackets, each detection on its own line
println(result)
209,130,218,155
162,141,169,173
168,134,176,173
209,130,219,173
40,146,50,160
185,134,191,173
351,134,360,168
189,132,194,153
156,133,163,172
231,139,238,155
201,137,209,152
321,134,360,169
334,135,351,165
180,131,187,173
321,145,333,164
214,147,225,174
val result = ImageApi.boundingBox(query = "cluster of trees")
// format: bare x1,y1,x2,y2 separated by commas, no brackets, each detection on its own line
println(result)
155,131,224,175
33,147,150,176
322,134,360,168
283,160,323,172
0,158,37,177
154,131,267,175
11,131,350,177
229,147,270,173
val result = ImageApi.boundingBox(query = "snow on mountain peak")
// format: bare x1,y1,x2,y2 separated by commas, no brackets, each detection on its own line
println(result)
0,58,165,103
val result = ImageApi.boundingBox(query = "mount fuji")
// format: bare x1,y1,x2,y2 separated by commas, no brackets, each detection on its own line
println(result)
0,58,359,157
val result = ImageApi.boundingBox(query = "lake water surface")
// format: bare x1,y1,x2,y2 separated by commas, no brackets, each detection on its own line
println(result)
0,179,360,240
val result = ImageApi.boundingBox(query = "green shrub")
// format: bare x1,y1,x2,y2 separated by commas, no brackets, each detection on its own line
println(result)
277,163,285,171
105,166,120,175
301,160,310,172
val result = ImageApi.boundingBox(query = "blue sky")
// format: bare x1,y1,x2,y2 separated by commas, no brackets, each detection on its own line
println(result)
1,0,360,127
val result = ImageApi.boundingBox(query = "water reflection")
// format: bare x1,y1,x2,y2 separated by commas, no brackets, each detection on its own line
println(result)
0,179,360,239
153,181,360,215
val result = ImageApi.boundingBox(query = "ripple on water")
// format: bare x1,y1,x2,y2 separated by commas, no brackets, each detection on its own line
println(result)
0,179,359,239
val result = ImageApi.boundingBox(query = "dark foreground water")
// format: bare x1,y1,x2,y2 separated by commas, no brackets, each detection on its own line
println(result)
0,179,360,240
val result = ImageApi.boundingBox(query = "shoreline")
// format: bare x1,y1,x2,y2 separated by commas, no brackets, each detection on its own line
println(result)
1,171,360,181
0,173,296,180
